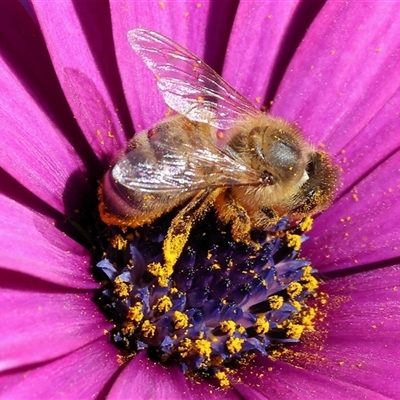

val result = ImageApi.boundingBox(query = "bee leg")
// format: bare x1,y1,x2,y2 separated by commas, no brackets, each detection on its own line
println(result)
214,191,252,244
163,189,221,271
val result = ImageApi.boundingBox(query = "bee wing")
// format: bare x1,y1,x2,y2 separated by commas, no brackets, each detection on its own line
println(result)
112,131,263,193
128,29,263,131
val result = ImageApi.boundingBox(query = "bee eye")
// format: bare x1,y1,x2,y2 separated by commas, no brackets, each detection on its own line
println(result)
259,127,307,184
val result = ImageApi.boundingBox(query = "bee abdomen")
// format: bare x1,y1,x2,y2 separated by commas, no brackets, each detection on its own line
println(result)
99,169,185,228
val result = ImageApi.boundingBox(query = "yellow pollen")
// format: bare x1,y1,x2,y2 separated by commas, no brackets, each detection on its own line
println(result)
300,266,319,291
113,277,132,298
173,311,189,330
237,325,246,334
153,295,173,313
215,371,230,387
269,295,284,310
163,229,189,276
286,233,301,251
291,300,302,311
147,261,172,287
126,302,144,323
143,194,155,201
111,234,127,250
303,265,313,276
286,323,304,340
116,354,126,366
194,339,212,360
226,337,244,354
299,216,313,232
177,338,192,358
302,274,319,292
301,307,317,329
121,321,136,336
287,282,303,298
220,320,236,336
141,320,156,338
254,317,269,335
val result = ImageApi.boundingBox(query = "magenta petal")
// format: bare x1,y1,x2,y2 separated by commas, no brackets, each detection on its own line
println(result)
2,2,398,397
0,1,89,162
186,379,243,400
335,87,400,196
108,351,189,400
0,338,119,399
0,283,110,371
305,82,400,272
111,0,219,132
32,0,128,161
304,148,400,272
0,193,96,288
0,57,87,214
227,385,267,400
281,266,400,399
321,267,400,397
222,2,299,104
273,2,400,149
235,358,389,400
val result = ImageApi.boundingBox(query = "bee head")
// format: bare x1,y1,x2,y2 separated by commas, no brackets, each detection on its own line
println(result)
289,151,339,215
241,119,308,186
227,117,309,188
259,124,308,186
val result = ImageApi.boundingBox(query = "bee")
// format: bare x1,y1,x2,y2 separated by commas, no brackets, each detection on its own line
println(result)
99,29,338,270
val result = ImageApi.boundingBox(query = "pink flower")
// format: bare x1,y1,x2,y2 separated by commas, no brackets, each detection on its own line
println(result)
1,1,400,398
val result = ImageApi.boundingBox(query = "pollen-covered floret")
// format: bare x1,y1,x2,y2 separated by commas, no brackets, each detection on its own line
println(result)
95,213,319,386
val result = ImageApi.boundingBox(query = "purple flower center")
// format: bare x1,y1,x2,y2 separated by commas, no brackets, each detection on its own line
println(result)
95,213,319,385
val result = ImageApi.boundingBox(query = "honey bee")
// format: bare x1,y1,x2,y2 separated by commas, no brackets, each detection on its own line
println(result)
99,29,338,269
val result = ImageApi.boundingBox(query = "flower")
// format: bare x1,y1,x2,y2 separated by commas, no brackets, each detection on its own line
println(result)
1,1,400,399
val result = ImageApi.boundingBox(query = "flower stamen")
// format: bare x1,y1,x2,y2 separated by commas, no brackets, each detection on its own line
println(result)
95,213,321,386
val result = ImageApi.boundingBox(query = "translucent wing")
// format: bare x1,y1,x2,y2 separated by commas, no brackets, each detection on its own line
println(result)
112,124,264,193
128,29,263,130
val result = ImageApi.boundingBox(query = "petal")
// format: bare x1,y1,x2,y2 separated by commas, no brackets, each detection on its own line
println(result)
32,0,130,161
107,351,189,400
0,192,96,289
235,358,389,400
111,0,226,131
222,1,304,105
273,2,400,150
335,87,400,196
0,338,120,399
0,52,89,215
186,379,243,400
304,147,400,272
0,275,109,371
0,1,98,171
277,266,400,399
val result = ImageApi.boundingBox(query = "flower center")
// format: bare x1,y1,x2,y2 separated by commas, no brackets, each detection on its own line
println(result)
94,213,319,386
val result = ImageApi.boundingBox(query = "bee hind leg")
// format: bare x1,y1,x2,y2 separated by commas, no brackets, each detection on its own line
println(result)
163,189,221,271
214,191,252,244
